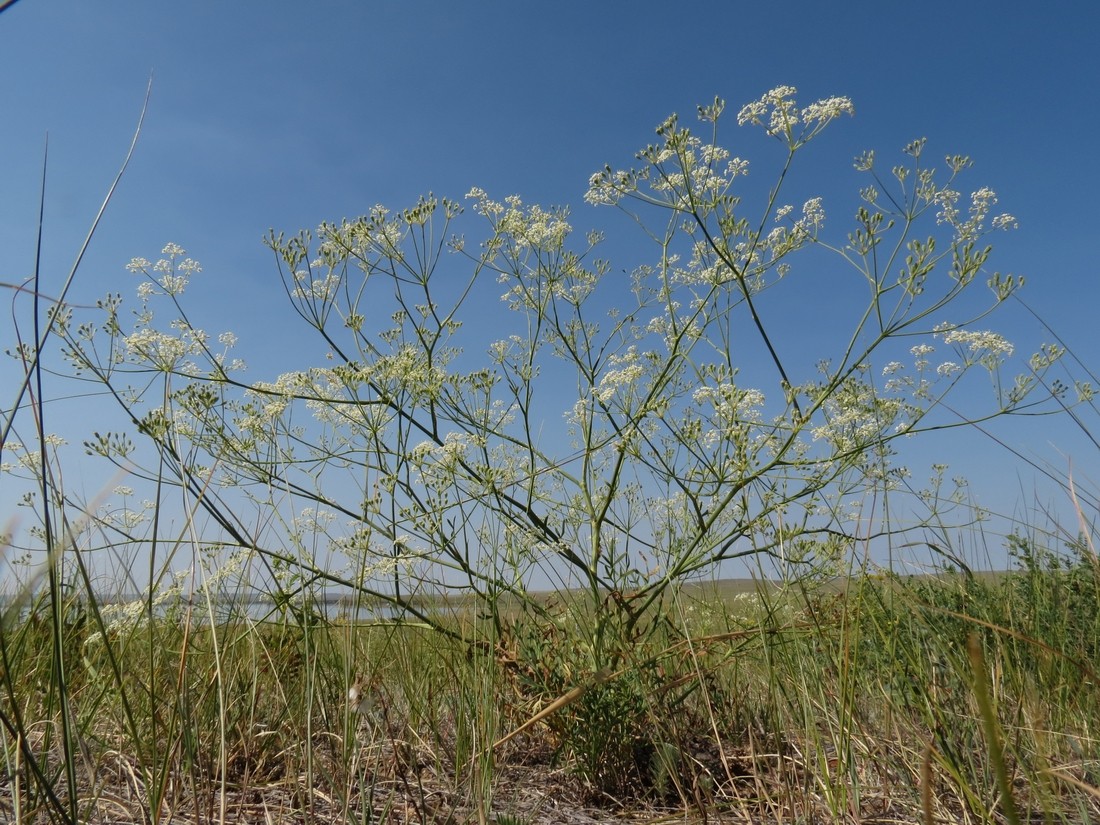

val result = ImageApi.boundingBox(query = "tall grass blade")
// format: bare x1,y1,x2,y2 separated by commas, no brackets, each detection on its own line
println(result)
968,632,1021,825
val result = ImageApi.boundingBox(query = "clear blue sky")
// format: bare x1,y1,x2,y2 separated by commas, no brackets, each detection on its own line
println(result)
2,1,1098,572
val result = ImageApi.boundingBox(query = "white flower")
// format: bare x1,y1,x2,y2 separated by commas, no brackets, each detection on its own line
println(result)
159,274,188,295
970,187,997,215
737,85,798,132
801,96,855,125
125,329,182,364
592,347,646,404
801,197,825,228
700,144,729,165
935,188,960,226
725,157,750,178
293,272,341,302
939,328,1014,358
737,87,851,144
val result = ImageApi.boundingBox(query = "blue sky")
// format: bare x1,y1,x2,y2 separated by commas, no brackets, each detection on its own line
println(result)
2,1,1098,575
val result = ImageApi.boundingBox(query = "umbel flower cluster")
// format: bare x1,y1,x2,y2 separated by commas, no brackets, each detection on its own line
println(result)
41,86,1081,634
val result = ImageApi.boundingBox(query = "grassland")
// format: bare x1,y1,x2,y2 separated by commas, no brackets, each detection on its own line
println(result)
1,533,1098,824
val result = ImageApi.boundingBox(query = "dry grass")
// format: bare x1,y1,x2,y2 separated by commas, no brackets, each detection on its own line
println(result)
2,551,1099,824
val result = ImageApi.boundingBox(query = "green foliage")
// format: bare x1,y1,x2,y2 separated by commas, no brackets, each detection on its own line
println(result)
508,606,653,795
830,543,1100,820
1006,533,1100,667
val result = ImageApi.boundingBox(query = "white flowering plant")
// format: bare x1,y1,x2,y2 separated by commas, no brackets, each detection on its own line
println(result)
47,87,1081,672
